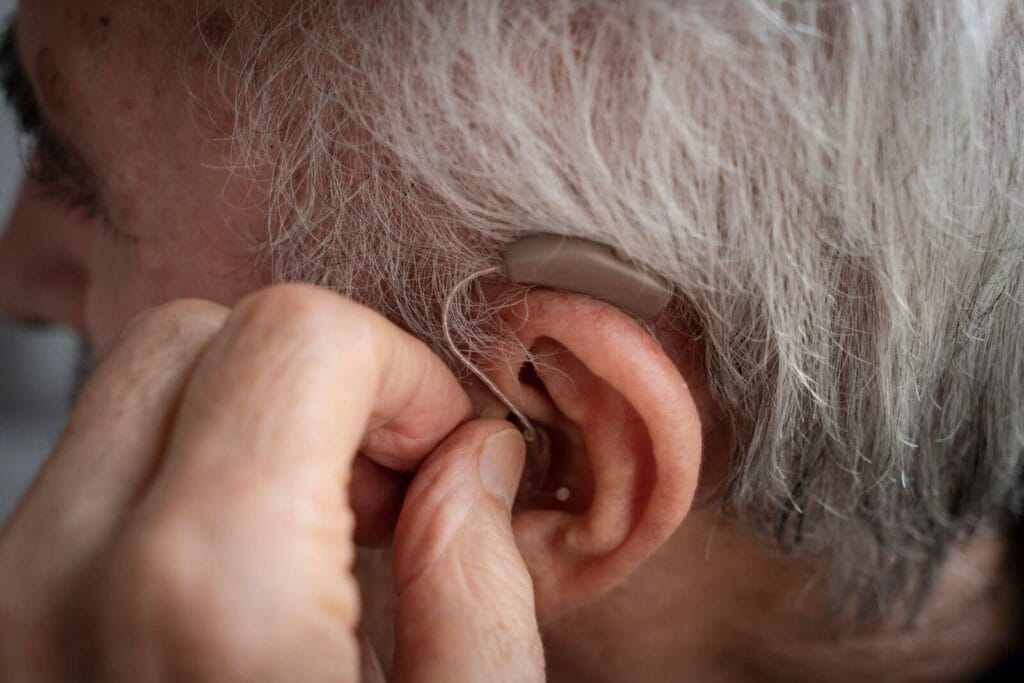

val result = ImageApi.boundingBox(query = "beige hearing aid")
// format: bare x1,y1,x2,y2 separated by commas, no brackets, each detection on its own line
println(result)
502,234,673,319
443,233,672,500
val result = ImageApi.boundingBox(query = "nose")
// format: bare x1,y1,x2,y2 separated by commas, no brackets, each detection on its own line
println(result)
0,179,90,331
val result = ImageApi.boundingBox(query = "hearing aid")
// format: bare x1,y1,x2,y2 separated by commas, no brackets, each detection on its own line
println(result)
500,232,671,435
444,233,673,505
510,418,573,509
501,234,673,320
514,416,552,507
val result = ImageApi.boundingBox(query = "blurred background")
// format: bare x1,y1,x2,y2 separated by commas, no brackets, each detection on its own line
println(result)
0,0,79,523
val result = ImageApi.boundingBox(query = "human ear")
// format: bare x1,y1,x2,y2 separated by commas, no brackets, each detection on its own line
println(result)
483,290,703,621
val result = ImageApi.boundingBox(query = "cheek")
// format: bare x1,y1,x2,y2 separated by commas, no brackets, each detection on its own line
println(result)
84,235,265,355
79,107,273,353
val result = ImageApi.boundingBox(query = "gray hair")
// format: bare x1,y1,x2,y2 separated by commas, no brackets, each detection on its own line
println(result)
204,0,1024,615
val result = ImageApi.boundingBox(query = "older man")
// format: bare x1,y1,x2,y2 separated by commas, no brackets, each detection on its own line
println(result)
0,1,1021,681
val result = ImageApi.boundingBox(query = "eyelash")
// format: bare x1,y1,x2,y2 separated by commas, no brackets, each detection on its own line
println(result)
25,131,104,222
2,27,128,243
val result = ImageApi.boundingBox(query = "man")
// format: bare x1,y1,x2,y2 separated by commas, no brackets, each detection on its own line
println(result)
0,1,1021,680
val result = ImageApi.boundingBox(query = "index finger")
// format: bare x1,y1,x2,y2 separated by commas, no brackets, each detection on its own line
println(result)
92,285,472,679
158,283,472,500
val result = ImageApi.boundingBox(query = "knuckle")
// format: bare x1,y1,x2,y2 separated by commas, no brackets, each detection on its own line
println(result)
84,299,229,386
234,284,376,351
119,299,228,349
236,284,331,331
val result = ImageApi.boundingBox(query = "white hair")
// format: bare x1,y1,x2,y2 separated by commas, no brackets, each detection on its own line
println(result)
202,0,1024,615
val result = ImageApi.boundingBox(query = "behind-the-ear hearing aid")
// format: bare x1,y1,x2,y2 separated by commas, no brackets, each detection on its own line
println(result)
502,234,673,319
442,234,673,504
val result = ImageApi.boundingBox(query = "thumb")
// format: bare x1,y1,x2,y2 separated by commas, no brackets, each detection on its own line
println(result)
390,419,545,683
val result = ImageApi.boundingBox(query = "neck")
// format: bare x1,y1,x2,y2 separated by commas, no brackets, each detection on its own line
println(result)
543,514,1021,682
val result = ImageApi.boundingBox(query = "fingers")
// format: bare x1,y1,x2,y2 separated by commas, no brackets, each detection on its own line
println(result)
98,285,472,680
0,299,226,578
156,284,472,501
391,419,545,683
2,284,480,681
136,285,473,559
0,299,226,680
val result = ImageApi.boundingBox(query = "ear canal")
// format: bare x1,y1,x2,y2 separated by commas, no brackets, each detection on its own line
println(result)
506,353,596,514
512,419,591,513
513,420,552,509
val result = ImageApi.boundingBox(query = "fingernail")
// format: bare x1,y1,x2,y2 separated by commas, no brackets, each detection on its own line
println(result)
479,429,526,511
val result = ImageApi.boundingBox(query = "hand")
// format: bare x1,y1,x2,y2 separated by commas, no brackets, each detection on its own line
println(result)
384,420,545,683
0,284,544,681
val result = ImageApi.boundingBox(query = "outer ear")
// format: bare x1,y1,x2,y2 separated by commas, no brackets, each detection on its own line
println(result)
486,290,703,621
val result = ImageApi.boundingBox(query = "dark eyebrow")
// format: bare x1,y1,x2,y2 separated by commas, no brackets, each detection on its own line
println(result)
0,14,43,135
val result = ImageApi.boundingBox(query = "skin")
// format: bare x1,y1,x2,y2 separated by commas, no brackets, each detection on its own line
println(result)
0,287,543,681
0,1,1018,681
0,2,546,680
0,1,266,349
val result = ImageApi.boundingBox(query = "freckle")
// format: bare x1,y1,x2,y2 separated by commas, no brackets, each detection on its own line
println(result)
99,15,111,29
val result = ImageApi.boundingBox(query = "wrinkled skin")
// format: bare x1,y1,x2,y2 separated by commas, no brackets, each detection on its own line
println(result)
0,285,544,681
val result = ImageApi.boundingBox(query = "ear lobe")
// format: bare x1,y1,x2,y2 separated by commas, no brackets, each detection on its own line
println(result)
487,290,703,621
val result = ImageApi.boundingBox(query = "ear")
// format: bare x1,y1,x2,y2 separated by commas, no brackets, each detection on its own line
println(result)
484,290,703,621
